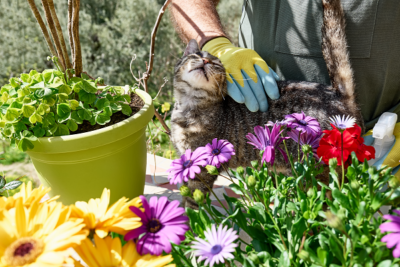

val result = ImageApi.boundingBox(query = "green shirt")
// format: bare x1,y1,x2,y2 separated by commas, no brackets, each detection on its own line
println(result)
238,0,400,130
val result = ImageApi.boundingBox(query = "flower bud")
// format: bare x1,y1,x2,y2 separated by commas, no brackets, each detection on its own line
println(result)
251,160,259,169
297,250,310,262
180,185,191,197
307,188,315,199
302,144,313,155
247,175,256,188
389,175,400,189
325,211,345,232
350,180,360,191
237,166,244,176
193,189,204,204
205,165,219,176
329,158,338,168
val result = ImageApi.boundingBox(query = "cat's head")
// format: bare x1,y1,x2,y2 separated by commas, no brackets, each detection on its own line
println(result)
174,39,227,97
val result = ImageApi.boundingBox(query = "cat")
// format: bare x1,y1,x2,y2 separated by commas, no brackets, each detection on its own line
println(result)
170,0,363,209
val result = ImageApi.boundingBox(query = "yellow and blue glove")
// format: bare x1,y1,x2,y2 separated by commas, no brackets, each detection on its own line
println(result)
364,122,400,178
202,37,280,112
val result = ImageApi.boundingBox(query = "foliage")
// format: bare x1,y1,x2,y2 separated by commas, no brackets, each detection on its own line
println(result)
0,175,23,197
0,143,29,165
172,152,400,267
0,62,133,151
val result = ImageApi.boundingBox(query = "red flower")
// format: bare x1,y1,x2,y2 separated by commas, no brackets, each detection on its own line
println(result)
317,124,375,165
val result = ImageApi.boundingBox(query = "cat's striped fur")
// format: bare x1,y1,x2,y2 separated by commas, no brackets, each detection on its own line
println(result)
171,0,363,208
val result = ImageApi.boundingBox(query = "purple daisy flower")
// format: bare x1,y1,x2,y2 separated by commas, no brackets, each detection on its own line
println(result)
192,224,238,267
125,195,189,256
380,210,400,258
246,123,289,165
329,115,356,131
284,111,321,136
287,129,322,158
204,138,235,168
167,148,208,184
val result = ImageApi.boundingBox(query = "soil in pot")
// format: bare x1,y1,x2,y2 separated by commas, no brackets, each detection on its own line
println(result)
71,92,145,135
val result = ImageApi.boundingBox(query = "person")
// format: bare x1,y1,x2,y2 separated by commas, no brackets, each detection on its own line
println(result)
169,0,400,176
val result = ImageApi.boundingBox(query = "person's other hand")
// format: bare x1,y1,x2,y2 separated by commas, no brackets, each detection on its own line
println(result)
202,37,280,112
364,122,400,178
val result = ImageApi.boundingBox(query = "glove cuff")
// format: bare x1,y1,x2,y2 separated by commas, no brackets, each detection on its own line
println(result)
202,37,234,57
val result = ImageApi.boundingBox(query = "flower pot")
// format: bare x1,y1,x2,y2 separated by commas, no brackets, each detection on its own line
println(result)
26,89,154,205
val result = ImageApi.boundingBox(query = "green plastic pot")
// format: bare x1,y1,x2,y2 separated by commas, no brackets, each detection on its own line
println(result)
26,89,154,205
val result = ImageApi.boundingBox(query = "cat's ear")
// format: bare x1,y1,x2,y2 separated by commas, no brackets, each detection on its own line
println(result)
183,39,200,56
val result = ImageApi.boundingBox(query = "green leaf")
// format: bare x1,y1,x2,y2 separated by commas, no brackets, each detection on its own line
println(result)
110,103,122,112
58,84,72,94
228,184,244,195
18,138,34,151
328,236,345,264
103,106,113,117
35,87,54,98
71,111,83,124
81,80,97,93
95,98,110,110
57,103,71,122
120,103,132,116
58,93,69,102
21,105,35,118
29,113,42,124
96,112,111,125
78,90,97,104
21,130,38,141
5,108,20,122
22,97,36,105
4,180,23,190
0,176,5,189
31,125,45,137
278,251,290,267
2,124,13,137
36,103,50,115
66,120,78,131
54,123,70,136
317,247,328,266
332,188,351,210
20,73,30,83
249,202,267,223
69,100,79,110
77,109,92,120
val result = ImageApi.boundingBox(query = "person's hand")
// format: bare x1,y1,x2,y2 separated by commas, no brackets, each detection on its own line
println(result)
364,122,400,178
202,37,280,112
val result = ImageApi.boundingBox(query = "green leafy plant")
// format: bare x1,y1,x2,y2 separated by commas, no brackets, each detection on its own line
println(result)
0,175,23,196
0,58,133,151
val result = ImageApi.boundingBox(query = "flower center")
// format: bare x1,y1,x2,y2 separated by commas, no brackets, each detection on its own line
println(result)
148,218,162,233
4,237,44,266
337,123,346,130
298,119,308,126
210,244,222,255
183,160,192,168
212,149,221,155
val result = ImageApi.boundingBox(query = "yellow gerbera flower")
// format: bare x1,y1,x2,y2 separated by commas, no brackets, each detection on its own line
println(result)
70,188,142,238
73,235,175,267
0,198,88,267
0,181,58,211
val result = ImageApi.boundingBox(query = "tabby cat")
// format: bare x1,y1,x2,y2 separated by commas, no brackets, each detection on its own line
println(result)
170,0,363,208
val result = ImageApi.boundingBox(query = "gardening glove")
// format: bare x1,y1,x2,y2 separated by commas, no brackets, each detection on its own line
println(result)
202,37,280,112
364,122,400,178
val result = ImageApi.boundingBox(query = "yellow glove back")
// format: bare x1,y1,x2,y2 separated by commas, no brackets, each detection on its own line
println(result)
203,37,280,112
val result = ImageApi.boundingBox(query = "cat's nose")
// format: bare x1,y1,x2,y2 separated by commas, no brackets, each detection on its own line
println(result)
202,58,210,65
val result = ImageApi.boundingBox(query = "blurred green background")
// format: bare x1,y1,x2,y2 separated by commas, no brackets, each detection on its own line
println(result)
0,0,242,164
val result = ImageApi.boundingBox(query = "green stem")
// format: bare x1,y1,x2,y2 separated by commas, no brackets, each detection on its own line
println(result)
201,203,220,223
195,174,230,214
341,132,345,189
171,245,192,267
266,209,288,251
298,131,301,162
282,136,298,177
221,164,250,205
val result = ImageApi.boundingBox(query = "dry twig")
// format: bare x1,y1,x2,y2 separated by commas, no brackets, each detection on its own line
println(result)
71,0,83,76
48,0,72,70
68,0,75,61
27,0,57,58
41,0,66,70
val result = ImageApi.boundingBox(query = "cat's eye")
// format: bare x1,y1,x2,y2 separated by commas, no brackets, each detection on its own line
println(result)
195,52,203,57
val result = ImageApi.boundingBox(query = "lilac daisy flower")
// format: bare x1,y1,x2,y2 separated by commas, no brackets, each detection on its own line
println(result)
246,123,289,165
204,138,235,168
125,195,189,256
284,111,321,136
287,129,322,158
380,210,400,258
192,224,238,267
167,148,208,184
329,115,356,131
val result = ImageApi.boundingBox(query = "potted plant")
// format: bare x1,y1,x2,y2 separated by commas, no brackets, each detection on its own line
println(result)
0,0,171,204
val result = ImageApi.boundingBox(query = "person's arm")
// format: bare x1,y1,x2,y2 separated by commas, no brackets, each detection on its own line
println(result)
169,0,226,48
